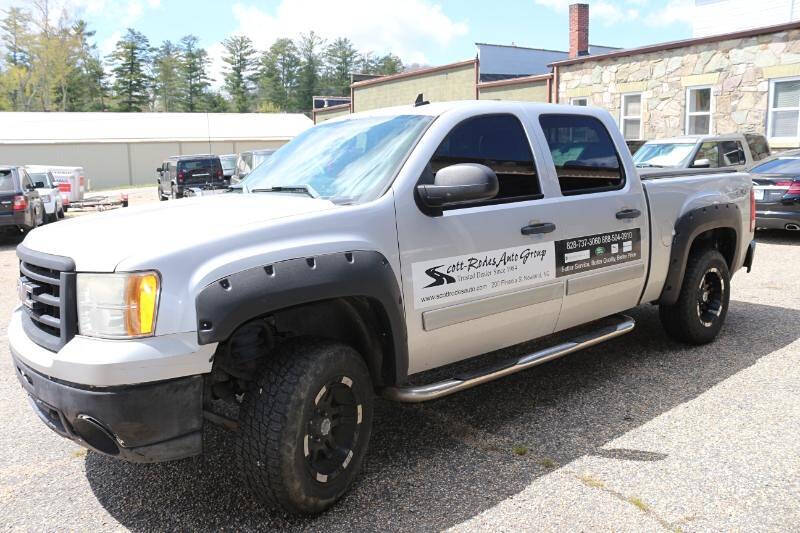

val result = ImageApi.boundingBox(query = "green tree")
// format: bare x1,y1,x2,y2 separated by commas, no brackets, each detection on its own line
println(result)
222,34,256,112
59,20,108,111
323,37,358,96
178,34,211,112
0,7,34,110
293,31,324,112
257,37,299,111
153,40,182,111
375,53,403,75
108,28,152,111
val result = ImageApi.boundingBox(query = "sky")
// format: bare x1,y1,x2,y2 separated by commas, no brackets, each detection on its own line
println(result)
1,0,697,84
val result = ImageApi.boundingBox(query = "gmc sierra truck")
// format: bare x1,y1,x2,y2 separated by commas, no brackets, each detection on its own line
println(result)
9,101,756,514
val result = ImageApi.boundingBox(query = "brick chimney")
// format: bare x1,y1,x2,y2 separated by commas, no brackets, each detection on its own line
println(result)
569,3,589,58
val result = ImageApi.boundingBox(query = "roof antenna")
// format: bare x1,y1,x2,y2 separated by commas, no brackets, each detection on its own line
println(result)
414,93,429,107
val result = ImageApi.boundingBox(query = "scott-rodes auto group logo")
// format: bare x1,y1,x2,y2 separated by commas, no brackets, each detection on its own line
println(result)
412,242,556,309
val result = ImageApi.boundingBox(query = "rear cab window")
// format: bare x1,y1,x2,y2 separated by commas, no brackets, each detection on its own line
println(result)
427,113,541,206
538,114,625,195
719,141,745,166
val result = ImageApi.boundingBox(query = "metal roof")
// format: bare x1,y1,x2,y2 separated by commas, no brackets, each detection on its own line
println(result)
0,112,313,144
477,43,622,80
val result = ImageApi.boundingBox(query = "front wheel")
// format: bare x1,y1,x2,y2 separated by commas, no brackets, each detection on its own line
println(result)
659,248,730,344
235,338,374,514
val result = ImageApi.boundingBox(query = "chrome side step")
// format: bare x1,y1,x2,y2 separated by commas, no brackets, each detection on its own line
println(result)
381,314,635,403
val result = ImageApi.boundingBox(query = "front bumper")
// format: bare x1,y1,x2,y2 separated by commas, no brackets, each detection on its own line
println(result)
11,354,204,462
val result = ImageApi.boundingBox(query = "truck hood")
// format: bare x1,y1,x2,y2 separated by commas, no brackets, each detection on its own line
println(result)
21,193,338,271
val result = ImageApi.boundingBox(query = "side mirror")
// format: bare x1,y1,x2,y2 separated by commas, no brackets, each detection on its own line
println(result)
692,158,711,168
156,166,163,173
416,163,499,211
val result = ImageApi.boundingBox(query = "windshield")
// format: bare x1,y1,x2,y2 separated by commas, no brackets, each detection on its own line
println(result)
220,155,237,171
633,143,696,167
750,156,800,174
251,151,275,170
241,114,433,203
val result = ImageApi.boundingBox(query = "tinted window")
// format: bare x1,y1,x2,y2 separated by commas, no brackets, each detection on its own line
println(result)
720,141,745,166
745,134,770,161
179,159,214,171
0,170,15,193
429,114,540,202
539,114,625,194
750,156,800,174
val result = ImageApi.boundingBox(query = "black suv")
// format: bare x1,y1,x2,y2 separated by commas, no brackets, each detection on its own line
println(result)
1,166,45,236
157,155,225,200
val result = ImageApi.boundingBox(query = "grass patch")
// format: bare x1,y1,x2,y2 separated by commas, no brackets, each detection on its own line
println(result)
71,448,87,458
512,444,528,456
628,496,649,512
536,457,558,469
579,474,605,488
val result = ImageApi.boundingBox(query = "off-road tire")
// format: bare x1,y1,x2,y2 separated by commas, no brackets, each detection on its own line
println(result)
57,207,65,219
235,338,374,514
659,248,730,344
47,212,57,223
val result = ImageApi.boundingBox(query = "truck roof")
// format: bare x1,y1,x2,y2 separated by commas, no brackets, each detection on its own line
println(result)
643,133,749,145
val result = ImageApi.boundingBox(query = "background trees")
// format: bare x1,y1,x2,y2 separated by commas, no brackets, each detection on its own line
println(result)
0,4,406,113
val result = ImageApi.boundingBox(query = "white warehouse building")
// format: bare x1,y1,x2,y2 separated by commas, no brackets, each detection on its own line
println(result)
0,112,313,190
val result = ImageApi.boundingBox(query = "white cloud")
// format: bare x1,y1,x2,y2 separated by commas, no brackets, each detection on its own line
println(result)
644,0,695,27
228,0,468,66
533,0,639,26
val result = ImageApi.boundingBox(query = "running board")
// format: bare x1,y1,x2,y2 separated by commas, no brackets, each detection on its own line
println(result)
381,314,635,403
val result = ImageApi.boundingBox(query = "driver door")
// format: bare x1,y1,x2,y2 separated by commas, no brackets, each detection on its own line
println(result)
394,112,564,375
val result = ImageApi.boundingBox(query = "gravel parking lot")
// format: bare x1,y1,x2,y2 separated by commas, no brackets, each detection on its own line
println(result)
1,188,798,531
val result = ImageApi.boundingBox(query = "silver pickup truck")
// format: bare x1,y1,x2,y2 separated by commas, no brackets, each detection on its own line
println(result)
9,101,756,514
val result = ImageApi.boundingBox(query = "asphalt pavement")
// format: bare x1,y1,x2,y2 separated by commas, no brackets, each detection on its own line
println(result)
0,188,797,531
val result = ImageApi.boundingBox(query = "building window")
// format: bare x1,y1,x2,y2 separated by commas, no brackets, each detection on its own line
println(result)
686,86,712,135
768,77,800,139
571,97,588,106
620,93,642,140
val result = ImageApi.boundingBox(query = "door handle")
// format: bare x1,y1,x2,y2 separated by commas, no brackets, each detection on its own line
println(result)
616,208,641,220
521,222,556,235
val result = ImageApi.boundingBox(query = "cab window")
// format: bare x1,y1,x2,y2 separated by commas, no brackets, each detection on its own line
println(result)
720,141,745,166
539,114,625,195
427,114,541,204
693,142,720,168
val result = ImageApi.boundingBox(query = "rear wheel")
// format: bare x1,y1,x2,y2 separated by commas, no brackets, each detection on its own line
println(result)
57,207,65,219
159,186,168,201
235,338,374,514
660,248,730,344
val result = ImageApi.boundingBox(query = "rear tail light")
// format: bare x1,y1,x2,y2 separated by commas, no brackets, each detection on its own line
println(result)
775,180,793,187
750,187,756,232
12,195,28,211
58,183,71,192
178,171,185,183
788,181,800,195
217,169,223,178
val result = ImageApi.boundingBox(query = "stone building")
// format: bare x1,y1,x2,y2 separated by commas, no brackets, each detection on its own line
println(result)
553,22,800,148
317,2,800,150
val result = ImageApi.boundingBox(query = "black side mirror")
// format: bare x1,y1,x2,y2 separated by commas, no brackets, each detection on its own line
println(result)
417,163,499,214
156,166,163,173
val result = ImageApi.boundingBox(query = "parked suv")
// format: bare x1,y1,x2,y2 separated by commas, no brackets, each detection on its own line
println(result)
157,155,225,200
0,165,45,235
633,133,769,171
25,166,64,223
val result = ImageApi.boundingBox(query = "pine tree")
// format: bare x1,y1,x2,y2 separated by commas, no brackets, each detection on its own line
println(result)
153,40,182,111
108,28,152,112
222,35,256,113
324,37,358,96
60,20,108,111
1,7,34,110
178,34,211,112
257,37,299,111
294,31,324,112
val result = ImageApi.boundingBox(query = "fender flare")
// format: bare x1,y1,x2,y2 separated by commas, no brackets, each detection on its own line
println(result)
658,202,742,305
195,250,408,384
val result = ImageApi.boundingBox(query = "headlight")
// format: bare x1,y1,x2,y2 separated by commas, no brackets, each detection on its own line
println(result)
77,272,160,338
40,194,51,203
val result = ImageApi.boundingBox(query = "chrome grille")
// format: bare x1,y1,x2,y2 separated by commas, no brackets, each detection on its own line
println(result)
17,246,77,352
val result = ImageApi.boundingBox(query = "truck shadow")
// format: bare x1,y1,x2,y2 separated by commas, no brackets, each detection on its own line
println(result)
755,229,800,246
84,300,800,532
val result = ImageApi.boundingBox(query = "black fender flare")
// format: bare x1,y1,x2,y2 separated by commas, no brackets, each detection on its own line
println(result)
658,202,742,305
195,250,408,384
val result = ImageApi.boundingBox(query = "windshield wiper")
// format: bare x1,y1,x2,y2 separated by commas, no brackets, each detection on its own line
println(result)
250,184,320,198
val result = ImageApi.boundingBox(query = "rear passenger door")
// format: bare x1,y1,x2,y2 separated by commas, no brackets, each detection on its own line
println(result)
535,113,649,331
